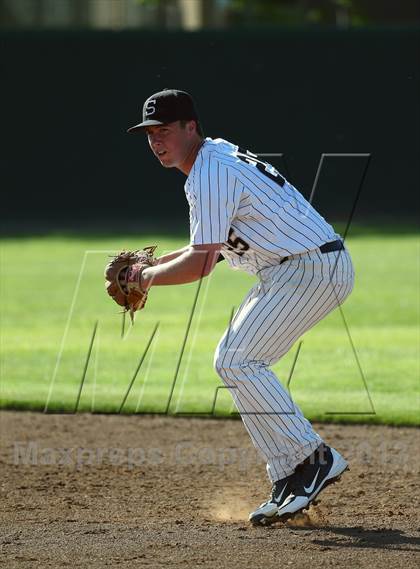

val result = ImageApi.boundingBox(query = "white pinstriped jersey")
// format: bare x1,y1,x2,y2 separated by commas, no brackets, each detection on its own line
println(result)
185,137,340,275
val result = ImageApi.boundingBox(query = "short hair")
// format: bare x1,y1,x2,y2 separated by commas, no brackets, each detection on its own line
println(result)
180,119,204,138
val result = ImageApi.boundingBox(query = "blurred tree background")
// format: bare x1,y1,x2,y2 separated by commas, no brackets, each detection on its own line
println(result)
0,0,419,30
1,1,418,228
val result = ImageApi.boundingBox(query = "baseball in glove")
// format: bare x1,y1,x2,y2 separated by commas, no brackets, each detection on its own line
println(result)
104,246,157,321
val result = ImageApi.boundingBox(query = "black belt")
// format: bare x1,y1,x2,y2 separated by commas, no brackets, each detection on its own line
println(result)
280,239,344,264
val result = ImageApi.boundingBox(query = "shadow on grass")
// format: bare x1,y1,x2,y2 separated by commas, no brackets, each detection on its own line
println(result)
1,401,418,427
0,216,419,240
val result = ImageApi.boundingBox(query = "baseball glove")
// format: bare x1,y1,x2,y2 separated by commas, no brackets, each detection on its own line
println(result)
104,246,157,321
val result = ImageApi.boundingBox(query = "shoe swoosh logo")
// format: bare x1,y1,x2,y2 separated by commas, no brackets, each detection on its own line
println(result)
303,467,320,494
274,486,288,504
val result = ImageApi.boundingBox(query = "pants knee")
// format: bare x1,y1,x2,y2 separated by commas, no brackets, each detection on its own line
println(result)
213,344,240,382
213,348,227,380
214,344,259,383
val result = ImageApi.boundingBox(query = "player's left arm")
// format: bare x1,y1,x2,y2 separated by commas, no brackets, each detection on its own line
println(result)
140,243,222,288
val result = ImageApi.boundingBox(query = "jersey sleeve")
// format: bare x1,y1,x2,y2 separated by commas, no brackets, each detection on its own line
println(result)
188,157,242,245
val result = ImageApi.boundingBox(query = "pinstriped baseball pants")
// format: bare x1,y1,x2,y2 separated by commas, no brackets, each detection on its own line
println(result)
214,248,355,483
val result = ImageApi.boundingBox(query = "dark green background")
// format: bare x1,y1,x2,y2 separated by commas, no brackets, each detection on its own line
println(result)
2,28,419,230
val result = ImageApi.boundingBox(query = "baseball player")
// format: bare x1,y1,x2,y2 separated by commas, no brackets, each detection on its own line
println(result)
126,89,355,526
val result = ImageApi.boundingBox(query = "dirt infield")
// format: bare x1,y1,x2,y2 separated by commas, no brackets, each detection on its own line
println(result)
1,412,419,568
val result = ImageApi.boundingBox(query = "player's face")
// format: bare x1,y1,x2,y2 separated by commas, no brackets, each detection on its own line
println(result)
145,121,196,169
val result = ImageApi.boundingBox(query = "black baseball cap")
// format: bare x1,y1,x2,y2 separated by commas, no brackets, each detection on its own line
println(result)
127,89,199,133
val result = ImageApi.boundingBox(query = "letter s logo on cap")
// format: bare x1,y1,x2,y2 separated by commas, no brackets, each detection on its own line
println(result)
145,99,156,116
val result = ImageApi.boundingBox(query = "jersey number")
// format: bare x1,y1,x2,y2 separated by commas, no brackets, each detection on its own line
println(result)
226,227,249,257
236,148,285,187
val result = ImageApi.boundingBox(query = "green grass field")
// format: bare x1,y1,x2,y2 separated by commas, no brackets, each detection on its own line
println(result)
1,224,419,425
